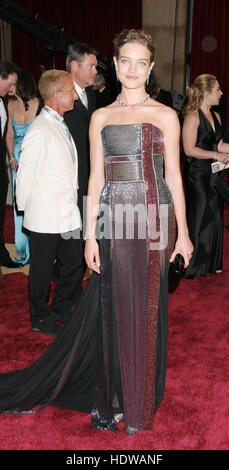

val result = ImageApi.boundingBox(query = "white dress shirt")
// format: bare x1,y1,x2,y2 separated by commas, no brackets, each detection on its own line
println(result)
74,82,88,109
0,98,7,136
44,106,76,161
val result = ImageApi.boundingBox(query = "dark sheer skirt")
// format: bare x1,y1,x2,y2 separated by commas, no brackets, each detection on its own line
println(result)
90,178,174,434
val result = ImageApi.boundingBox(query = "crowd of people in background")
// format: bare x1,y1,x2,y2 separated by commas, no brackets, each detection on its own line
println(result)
1,50,229,289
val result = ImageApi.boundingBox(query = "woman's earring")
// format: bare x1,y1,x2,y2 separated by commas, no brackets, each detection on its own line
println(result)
115,68,119,82
204,96,209,107
146,71,151,86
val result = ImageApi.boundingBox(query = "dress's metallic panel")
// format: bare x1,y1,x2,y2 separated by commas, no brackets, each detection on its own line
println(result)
101,124,141,157
153,155,173,205
101,124,172,206
105,160,143,182
106,154,142,163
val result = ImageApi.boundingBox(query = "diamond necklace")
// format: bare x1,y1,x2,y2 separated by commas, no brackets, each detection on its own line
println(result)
116,93,150,108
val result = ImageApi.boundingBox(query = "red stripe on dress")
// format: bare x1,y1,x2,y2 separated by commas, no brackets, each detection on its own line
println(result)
141,123,161,429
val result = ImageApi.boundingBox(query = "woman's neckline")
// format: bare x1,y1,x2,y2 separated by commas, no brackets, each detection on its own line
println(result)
101,122,164,136
199,108,217,134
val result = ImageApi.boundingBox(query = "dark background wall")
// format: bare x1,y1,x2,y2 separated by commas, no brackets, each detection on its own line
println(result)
10,0,142,80
190,0,229,122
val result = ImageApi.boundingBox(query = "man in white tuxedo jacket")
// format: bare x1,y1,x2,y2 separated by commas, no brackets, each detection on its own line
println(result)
16,70,83,336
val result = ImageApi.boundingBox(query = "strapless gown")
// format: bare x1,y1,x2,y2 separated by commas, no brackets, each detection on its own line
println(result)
11,118,31,265
0,123,175,435
184,109,224,278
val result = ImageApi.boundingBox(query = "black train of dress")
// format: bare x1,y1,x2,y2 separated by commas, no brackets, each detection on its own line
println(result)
184,109,225,278
0,123,175,435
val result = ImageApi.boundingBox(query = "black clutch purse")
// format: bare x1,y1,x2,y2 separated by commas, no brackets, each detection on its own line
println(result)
168,253,185,292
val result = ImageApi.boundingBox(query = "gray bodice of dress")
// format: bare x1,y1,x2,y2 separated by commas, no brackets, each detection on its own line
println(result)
101,123,172,205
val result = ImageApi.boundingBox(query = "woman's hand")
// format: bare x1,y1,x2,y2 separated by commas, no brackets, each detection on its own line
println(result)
10,158,18,172
170,234,194,268
215,152,229,165
84,238,101,274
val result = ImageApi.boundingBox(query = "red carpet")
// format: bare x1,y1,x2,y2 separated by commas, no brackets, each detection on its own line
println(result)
0,205,229,452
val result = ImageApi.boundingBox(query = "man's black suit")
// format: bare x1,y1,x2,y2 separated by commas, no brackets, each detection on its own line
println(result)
95,87,115,109
64,86,96,220
0,97,11,264
51,86,96,306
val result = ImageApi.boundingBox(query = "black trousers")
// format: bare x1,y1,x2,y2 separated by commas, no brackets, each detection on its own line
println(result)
0,173,10,264
29,230,85,325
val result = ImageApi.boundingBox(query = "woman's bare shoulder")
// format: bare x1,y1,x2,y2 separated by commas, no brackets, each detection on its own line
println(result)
146,100,179,133
90,103,117,130
183,109,199,121
146,99,175,118
182,110,200,131
8,96,19,111
156,102,177,119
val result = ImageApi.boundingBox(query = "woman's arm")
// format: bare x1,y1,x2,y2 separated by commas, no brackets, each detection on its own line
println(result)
84,110,106,274
6,103,18,171
208,111,229,156
163,108,193,267
182,111,228,164
217,139,229,154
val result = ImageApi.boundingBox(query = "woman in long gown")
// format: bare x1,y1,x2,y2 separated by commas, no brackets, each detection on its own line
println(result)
182,75,229,279
84,29,193,434
0,30,193,435
6,69,40,265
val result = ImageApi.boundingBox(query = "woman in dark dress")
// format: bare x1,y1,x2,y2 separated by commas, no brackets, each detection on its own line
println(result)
182,74,229,278
0,30,193,435
84,29,193,433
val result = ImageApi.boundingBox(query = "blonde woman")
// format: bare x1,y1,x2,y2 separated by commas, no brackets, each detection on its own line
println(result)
182,74,229,278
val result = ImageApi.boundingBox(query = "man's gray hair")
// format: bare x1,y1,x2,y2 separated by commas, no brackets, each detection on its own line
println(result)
38,69,70,101
66,42,98,72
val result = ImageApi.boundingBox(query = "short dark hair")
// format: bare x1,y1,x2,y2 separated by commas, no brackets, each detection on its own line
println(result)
66,42,98,72
0,60,18,79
